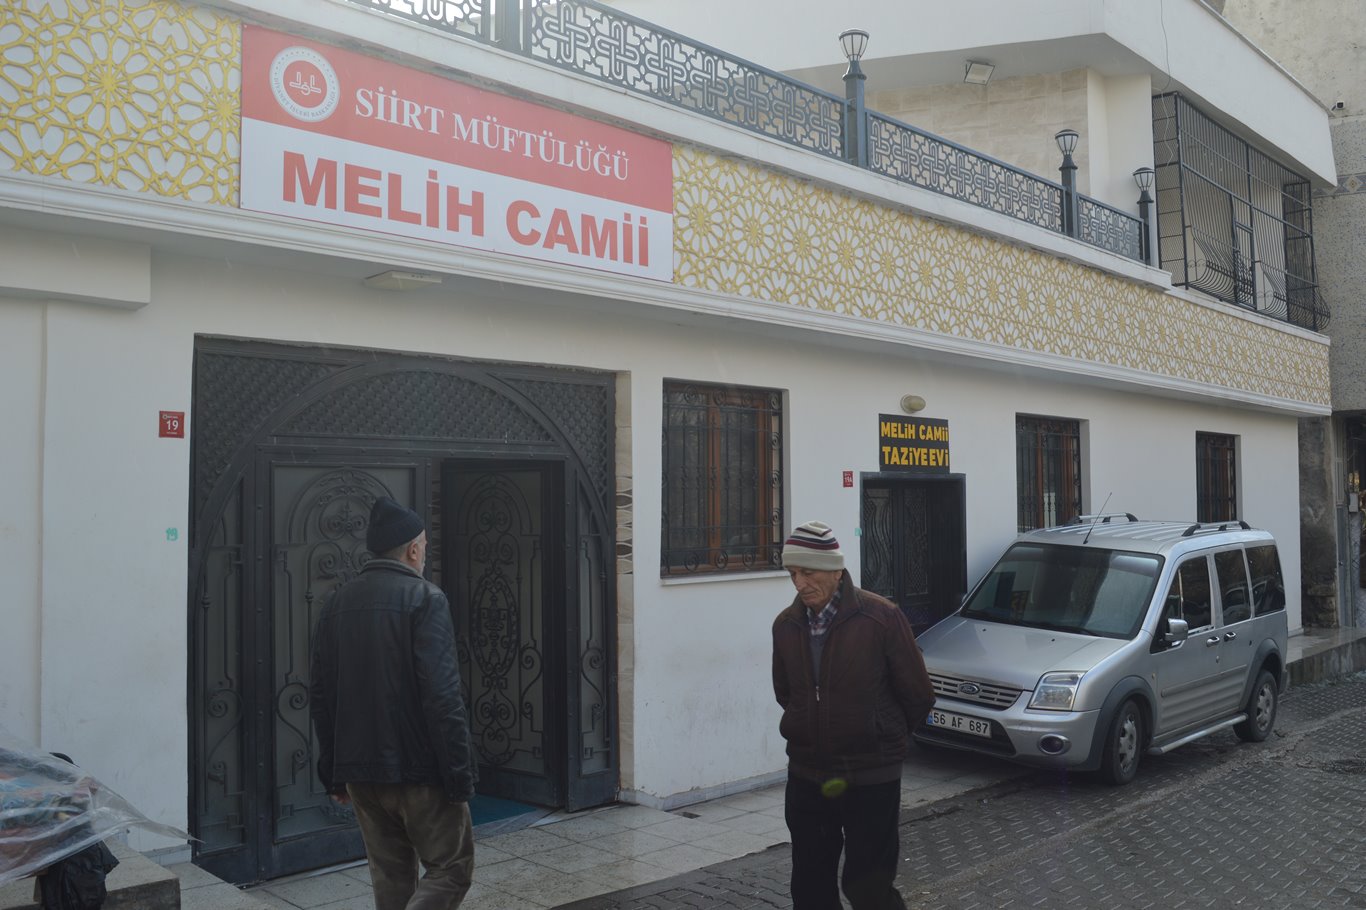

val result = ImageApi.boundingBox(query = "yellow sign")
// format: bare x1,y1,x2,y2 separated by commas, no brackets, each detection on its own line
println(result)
878,415,950,473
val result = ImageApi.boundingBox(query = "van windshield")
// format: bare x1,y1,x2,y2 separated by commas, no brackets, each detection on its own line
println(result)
960,544,1163,639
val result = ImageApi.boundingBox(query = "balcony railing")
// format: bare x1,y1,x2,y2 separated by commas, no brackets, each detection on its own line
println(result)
348,0,1154,266
525,0,846,159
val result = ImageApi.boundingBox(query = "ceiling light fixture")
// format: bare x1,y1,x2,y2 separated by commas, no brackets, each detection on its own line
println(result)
963,61,994,85
362,270,444,291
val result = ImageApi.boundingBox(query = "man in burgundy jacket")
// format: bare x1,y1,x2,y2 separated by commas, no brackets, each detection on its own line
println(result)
772,520,936,910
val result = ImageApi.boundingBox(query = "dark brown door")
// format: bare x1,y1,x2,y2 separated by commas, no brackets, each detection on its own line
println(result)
861,477,967,635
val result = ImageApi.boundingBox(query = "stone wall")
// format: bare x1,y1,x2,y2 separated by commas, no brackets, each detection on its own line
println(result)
1299,416,1339,627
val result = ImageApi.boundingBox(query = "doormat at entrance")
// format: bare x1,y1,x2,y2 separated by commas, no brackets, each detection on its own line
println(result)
470,794,543,830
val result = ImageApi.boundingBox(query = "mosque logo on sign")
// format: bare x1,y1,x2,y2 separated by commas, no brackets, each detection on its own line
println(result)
269,45,340,123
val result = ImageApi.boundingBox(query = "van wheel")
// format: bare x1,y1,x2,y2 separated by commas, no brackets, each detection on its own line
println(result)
1234,670,1278,743
1100,699,1143,785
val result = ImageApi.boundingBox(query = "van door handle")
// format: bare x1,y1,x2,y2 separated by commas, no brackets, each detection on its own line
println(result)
1224,631,1237,641
1205,636,1221,647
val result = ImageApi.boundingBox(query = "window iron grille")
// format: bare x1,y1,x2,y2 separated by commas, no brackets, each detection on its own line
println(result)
1152,93,1329,331
1196,432,1238,522
1016,415,1083,532
661,382,783,575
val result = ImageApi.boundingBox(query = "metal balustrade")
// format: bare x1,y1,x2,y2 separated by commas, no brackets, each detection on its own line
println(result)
1077,195,1145,262
355,0,491,41
342,0,1176,270
524,0,846,159
868,112,1066,234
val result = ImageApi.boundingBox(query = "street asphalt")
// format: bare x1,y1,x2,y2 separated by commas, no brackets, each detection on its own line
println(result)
556,671,1366,909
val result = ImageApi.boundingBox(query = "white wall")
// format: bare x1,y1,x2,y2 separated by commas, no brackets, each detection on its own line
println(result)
32,295,192,847
1,241,1305,829
1092,73,1156,211
622,333,1304,801
0,299,44,742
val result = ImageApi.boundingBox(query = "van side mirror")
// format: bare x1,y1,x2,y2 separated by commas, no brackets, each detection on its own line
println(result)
1164,618,1189,646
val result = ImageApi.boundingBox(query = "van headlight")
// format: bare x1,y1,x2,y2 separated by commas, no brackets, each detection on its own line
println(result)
1029,672,1084,711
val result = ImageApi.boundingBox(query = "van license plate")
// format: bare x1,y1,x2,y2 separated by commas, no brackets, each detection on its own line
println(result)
927,709,992,739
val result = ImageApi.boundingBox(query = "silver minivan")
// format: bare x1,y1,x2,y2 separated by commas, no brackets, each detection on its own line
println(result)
913,516,1289,784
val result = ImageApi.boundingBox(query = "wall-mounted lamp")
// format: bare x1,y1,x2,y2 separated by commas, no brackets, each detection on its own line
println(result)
963,61,994,85
900,394,926,414
362,270,444,291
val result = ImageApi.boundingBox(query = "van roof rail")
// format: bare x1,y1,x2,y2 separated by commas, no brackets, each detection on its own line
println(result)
1072,512,1139,525
1181,519,1252,537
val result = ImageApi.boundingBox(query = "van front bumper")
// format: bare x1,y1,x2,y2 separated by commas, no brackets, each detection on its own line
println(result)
914,699,1104,771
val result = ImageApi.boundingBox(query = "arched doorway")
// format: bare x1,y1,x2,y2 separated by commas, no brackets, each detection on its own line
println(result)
187,338,617,883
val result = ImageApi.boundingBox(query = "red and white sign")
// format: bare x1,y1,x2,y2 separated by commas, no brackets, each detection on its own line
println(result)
241,27,674,280
159,411,185,438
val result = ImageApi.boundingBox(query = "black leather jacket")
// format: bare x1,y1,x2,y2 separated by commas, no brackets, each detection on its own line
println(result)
309,558,476,802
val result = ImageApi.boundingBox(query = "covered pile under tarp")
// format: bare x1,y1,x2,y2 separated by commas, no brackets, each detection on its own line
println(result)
0,726,188,888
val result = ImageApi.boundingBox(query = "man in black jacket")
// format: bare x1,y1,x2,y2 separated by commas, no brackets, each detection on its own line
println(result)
310,497,477,910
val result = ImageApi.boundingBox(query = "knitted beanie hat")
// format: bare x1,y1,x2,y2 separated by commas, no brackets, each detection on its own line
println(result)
366,497,424,555
781,520,845,572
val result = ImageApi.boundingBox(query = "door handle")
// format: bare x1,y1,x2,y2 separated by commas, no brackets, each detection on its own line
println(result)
1223,631,1237,641
1205,636,1221,647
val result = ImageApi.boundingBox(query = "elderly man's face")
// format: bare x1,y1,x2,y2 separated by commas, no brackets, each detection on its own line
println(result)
788,567,842,610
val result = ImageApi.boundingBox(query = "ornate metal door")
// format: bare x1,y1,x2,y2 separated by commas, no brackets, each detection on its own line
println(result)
445,462,563,805
443,459,615,810
190,339,618,882
261,457,425,879
861,478,967,635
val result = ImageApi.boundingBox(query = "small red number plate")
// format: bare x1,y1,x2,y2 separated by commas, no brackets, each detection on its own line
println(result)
159,411,185,438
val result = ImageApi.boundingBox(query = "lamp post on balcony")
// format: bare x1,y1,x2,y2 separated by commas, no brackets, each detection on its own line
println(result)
840,28,870,167
493,0,520,52
1133,166,1156,265
1055,129,1079,238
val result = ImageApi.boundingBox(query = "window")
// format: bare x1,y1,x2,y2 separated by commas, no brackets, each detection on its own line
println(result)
661,381,783,575
961,543,1161,640
1246,544,1286,616
1196,433,1238,522
1016,415,1083,532
1165,556,1213,631
1215,550,1251,625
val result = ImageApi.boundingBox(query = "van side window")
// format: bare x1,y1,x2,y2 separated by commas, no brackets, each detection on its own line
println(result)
1170,557,1213,630
1246,544,1286,615
1215,550,1251,625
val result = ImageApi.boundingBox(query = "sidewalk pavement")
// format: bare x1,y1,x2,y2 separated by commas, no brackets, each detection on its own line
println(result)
170,626,1366,910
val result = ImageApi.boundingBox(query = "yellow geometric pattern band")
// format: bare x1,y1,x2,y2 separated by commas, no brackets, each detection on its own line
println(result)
0,0,1330,407
0,0,239,206
672,146,1330,407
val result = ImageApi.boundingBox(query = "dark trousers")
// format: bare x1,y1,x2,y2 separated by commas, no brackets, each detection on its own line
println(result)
347,782,474,910
785,776,907,910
